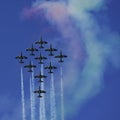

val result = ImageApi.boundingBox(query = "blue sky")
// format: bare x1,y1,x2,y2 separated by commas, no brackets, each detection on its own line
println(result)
0,0,120,120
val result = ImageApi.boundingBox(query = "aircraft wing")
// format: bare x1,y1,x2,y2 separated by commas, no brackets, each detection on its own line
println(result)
34,75,39,78
16,56,21,59
43,57,47,59
41,90,46,93
34,90,39,93
35,57,39,60
53,66,57,69
44,41,48,44
53,48,57,51
43,75,47,78
26,48,31,51
34,48,38,51
55,55,60,58
35,41,40,44
44,66,50,69
24,65,30,68
23,56,28,59
32,65,36,68
63,55,67,57
45,48,50,51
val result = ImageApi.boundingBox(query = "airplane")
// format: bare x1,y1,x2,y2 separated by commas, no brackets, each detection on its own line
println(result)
15,52,27,63
26,44,38,56
35,37,48,48
34,86,46,98
55,50,67,62
34,52,47,64
34,71,47,82
45,44,57,56
24,61,36,72
45,62,57,74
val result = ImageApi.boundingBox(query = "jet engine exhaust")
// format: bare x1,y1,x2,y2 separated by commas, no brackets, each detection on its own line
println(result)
60,67,64,120
30,77,34,120
30,68,36,120
21,67,26,120
40,64,46,120
50,73,57,120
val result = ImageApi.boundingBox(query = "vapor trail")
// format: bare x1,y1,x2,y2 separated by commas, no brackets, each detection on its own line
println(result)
30,77,34,120
39,64,46,120
30,68,36,120
31,69,36,120
60,67,64,120
50,73,57,120
39,97,43,120
41,64,46,120
21,67,26,120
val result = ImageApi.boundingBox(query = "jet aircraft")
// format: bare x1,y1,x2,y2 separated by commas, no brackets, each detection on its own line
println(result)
15,52,27,63
45,62,57,74
55,50,67,62
34,71,47,82
24,61,36,72
34,86,46,98
35,37,48,48
26,44,38,56
45,44,57,56
34,52,47,64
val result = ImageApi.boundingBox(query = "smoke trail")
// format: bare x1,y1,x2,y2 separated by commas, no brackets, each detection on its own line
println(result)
41,64,46,120
60,67,64,120
31,69,36,120
39,96,43,120
30,77,34,120
23,0,120,118
39,64,46,120
21,67,26,120
50,73,57,120
30,68,35,120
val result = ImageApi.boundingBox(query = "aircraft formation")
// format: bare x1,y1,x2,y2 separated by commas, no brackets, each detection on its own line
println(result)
16,36,67,98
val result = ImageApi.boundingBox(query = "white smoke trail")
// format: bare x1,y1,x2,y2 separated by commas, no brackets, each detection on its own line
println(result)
41,64,46,120
30,68,36,120
50,73,57,120
39,64,46,120
21,67,26,120
39,97,43,120
30,77,34,120
60,67,64,120
31,69,36,120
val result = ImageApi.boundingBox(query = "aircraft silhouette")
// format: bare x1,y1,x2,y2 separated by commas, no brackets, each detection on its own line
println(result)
35,37,48,48
24,61,36,72
55,50,67,62
15,52,27,63
45,62,57,74
45,44,57,56
26,44,38,56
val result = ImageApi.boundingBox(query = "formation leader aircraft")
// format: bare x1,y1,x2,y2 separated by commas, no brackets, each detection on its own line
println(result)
55,50,67,62
24,61,36,72
34,71,47,82
34,52,47,64
26,44,38,56
15,52,27,63
35,37,48,48
45,44,57,56
34,86,46,98
45,62,57,74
